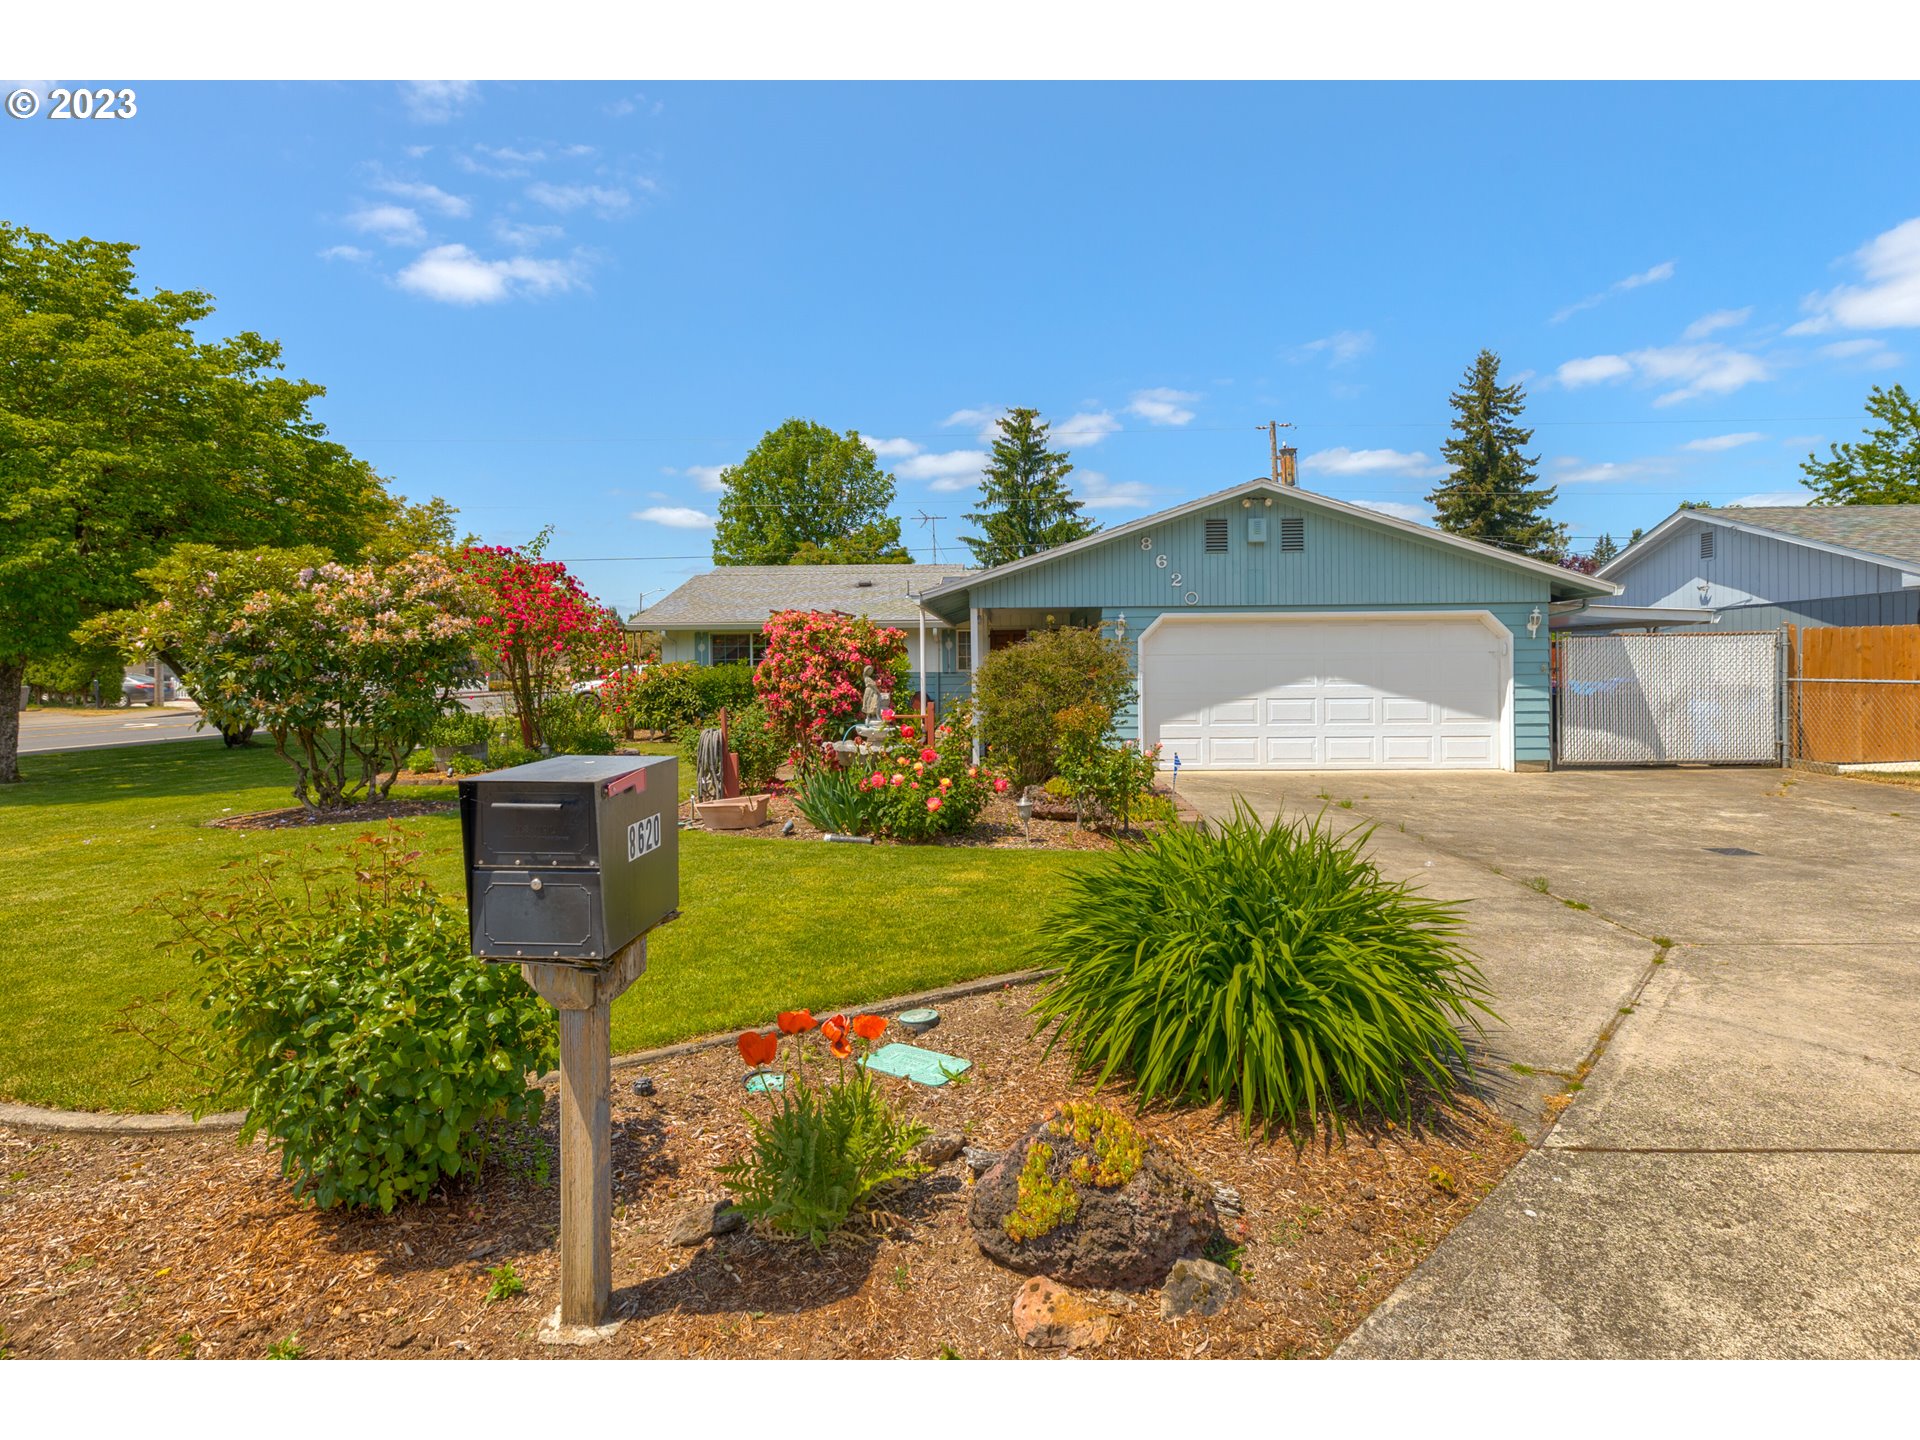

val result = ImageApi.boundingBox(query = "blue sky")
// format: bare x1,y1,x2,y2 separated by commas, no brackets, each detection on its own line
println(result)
7,80,1918,612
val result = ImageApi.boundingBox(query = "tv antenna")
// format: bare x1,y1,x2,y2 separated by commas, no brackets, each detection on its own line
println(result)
915,509,948,563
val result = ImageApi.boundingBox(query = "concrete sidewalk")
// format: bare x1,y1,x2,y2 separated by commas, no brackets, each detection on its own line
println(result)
1178,767,1920,1358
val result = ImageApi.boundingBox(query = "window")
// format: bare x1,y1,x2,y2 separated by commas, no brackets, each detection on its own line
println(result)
1279,517,1306,552
709,632,762,666
1699,530,1715,560
956,629,972,671
1205,517,1230,553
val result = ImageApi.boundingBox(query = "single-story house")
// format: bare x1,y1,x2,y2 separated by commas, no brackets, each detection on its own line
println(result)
1595,504,1920,630
629,563,980,707
631,479,1622,770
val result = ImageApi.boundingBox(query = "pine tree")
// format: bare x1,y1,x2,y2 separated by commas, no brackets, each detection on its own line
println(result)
1590,532,1620,566
1800,383,1920,504
961,408,1099,568
1427,350,1567,560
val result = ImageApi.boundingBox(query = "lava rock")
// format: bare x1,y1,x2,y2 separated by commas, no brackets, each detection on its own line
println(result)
917,1131,966,1166
666,1198,746,1247
963,1145,999,1177
1010,1276,1115,1352
1159,1258,1243,1320
968,1104,1217,1291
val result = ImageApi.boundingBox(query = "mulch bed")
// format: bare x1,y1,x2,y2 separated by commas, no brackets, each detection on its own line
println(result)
0,986,1525,1360
205,799,456,832
685,789,1183,852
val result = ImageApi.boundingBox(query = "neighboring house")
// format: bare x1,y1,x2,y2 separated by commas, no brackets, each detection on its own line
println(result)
629,563,978,705
916,478,1616,771
1596,505,1920,630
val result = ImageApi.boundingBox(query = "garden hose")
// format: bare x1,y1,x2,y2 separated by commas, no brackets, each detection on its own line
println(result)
694,726,726,803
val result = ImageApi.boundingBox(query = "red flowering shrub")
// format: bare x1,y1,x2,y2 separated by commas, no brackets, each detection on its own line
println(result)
753,609,909,760
455,540,624,749
793,720,1001,840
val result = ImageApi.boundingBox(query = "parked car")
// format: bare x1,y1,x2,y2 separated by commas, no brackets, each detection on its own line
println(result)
570,663,646,697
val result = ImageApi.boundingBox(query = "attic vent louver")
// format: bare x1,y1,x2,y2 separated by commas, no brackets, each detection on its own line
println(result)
1699,531,1714,560
855,580,875,588
1279,517,1305,552
1204,518,1229,553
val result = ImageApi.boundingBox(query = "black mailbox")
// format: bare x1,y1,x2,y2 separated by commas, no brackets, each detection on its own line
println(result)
459,754,679,965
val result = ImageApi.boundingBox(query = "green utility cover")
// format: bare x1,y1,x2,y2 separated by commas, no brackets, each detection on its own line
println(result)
864,1043,971,1087
745,1070,786,1093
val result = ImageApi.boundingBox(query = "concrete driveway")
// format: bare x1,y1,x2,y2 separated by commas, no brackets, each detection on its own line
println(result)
1177,766,1920,1359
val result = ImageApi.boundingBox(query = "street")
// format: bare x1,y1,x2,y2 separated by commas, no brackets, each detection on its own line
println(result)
16,706,220,755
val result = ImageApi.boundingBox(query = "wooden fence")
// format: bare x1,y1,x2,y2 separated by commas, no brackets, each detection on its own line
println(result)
1787,624,1920,765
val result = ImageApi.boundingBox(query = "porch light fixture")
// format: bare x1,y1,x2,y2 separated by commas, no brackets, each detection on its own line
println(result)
1108,612,1128,643
1526,607,1543,639
1015,791,1034,845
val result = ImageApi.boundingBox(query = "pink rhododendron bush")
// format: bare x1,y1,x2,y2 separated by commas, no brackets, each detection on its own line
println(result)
753,609,909,759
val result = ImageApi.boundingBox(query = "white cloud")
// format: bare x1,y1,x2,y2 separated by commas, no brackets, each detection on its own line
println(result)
1301,447,1446,478
400,81,477,124
1556,354,1634,387
527,182,631,216
452,144,547,179
862,437,921,459
634,506,714,529
403,144,433,159
899,450,989,490
395,244,581,304
941,407,1004,443
345,204,426,245
1292,330,1374,366
1790,216,1920,334
318,244,372,263
1551,260,1677,323
1075,472,1155,511
1819,337,1902,368
1682,307,1752,341
661,464,731,493
373,178,470,218
1551,458,1659,484
1681,432,1767,452
1124,387,1199,425
491,219,565,250
1729,491,1811,508
1350,499,1432,525
1053,411,1121,447
606,93,664,119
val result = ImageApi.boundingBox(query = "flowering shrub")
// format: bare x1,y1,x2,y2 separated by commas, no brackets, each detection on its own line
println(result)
1052,702,1162,832
717,1008,928,1245
102,545,481,809
794,721,1004,840
456,537,624,749
753,609,908,760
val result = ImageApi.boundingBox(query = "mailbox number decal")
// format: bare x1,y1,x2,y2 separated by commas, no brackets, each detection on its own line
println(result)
627,814,661,863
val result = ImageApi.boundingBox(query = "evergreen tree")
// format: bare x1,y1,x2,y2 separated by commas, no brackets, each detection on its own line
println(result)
710,419,910,566
962,408,1099,568
1590,532,1620,566
1427,350,1567,560
1800,383,1920,505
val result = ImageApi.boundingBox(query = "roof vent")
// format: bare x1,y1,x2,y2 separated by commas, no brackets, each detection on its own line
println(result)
1699,531,1714,560
854,580,875,588
1280,517,1305,552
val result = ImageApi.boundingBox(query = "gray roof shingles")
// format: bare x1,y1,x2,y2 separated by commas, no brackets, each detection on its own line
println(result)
1702,505,1920,569
630,564,976,629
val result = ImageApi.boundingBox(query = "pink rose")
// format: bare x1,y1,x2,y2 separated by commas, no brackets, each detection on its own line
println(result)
993,778,1009,793
927,796,942,812
890,773,905,788
920,747,938,764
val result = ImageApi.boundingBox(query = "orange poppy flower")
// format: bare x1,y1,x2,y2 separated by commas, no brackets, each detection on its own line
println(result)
850,1014,887,1042
820,1014,851,1058
776,1009,816,1034
736,1030,779,1067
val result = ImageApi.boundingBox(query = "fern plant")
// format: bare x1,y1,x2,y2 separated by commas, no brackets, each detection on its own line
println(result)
1028,802,1495,1132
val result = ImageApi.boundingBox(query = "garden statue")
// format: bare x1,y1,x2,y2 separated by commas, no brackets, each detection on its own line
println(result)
861,665,882,723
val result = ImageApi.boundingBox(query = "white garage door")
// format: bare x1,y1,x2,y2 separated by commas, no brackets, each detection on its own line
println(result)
1141,615,1509,770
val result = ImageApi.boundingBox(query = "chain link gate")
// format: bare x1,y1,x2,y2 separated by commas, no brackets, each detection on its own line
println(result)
1554,631,1783,766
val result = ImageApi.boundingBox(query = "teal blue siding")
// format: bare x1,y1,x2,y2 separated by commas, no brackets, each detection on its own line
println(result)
970,497,1544,611
1103,602,1551,764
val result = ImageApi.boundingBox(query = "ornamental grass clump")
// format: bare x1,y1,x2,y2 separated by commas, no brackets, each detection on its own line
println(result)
1028,802,1496,1133
717,1010,929,1246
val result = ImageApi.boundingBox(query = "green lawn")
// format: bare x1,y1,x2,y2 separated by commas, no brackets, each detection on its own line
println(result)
0,742,1094,1113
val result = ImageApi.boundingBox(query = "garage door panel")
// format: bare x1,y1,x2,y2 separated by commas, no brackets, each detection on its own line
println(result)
1142,617,1507,771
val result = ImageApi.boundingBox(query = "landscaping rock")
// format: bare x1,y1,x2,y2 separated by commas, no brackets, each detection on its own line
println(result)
963,1145,999,1177
1010,1276,1115,1352
666,1198,746,1247
1159,1258,1243,1321
917,1131,965,1166
1210,1183,1243,1221
630,1076,657,1098
968,1103,1217,1291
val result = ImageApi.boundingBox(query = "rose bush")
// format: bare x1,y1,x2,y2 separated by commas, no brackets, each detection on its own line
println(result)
793,719,1005,840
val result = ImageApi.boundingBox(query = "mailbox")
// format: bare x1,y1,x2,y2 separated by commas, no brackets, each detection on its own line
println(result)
459,754,679,965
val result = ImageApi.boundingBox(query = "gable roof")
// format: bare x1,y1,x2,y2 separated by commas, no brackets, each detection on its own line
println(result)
919,478,1618,606
1598,504,1920,580
629,563,975,630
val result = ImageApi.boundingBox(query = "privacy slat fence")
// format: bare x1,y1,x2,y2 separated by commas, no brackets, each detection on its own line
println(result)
1554,631,1782,766
1787,624,1920,767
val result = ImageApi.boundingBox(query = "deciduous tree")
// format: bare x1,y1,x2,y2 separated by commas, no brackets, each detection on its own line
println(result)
1800,383,1920,504
711,420,911,565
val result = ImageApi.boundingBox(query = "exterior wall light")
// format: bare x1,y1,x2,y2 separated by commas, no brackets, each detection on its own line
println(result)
1526,607,1543,639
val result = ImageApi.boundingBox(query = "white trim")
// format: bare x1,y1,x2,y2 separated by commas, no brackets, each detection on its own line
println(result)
1598,508,1920,583
920,478,1618,604
1134,609,1516,772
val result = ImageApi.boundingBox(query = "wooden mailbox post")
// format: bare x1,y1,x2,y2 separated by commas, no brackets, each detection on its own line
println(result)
458,755,680,1343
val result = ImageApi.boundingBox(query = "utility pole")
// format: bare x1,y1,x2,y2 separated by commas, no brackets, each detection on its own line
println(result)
1261,421,1297,486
